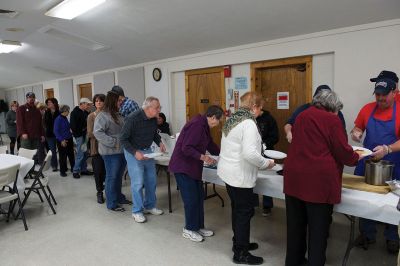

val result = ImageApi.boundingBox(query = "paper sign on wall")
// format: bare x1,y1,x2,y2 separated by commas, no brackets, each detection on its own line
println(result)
277,92,289,109
235,77,248,90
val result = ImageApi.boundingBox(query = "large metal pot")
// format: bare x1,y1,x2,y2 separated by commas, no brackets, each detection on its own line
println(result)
365,159,394,186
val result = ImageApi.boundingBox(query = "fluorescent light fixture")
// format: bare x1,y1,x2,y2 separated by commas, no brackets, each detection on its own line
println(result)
45,0,106,20
0,40,22,53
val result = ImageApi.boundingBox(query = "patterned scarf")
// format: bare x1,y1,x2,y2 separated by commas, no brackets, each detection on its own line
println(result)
222,107,256,137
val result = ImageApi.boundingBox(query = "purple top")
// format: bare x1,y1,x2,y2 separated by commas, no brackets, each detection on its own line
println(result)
169,115,220,180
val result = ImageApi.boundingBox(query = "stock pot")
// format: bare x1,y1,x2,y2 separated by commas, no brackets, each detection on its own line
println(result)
365,159,394,186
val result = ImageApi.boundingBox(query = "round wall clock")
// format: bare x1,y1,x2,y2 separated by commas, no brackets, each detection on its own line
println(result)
152,68,162,82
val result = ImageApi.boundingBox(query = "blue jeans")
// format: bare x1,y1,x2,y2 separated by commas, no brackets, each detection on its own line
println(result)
73,136,88,173
359,218,399,241
175,173,204,231
102,154,127,209
124,149,157,213
263,196,274,209
47,137,58,170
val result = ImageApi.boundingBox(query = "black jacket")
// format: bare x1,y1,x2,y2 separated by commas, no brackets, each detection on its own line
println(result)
256,110,279,150
70,106,89,137
44,109,60,137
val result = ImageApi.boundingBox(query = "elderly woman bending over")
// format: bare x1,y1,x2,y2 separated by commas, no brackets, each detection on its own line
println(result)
283,89,361,266
218,91,275,265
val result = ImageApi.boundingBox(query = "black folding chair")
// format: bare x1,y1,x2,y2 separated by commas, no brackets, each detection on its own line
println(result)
17,151,57,218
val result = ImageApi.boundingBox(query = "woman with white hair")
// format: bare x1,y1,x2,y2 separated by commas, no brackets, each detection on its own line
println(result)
284,89,362,266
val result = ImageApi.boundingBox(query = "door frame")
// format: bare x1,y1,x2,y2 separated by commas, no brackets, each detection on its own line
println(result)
250,55,313,103
44,88,54,99
185,66,226,121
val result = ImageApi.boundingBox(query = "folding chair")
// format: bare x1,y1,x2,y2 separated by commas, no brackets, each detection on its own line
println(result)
0,163,28,230
17,148,38,179
18,148,38,160
0,145,8,154
17,151,57,217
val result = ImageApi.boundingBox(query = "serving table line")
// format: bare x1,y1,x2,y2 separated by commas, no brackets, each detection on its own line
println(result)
155,155,399,266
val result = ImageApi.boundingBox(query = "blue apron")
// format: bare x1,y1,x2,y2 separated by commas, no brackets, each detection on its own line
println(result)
354,102,400,180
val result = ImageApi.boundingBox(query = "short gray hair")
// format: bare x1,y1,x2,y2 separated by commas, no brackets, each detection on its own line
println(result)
311,90,343,113
142,96,159,109
59,104,70,113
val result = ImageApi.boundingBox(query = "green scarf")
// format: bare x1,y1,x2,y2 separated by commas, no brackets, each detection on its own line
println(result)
222,107,256,137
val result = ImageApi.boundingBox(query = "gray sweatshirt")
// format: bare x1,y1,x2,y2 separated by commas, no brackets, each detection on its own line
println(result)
93,111,124,155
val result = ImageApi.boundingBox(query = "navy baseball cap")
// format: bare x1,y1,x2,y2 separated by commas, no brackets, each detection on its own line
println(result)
370,70,399,83
111,85,125,97
26,92,35,98
313,84,331,97
374,78,396,95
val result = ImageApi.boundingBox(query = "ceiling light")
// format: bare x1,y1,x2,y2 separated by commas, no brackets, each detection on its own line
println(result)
45,0,106,20
0,40,22,53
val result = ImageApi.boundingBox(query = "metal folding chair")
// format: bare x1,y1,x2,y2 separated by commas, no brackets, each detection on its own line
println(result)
18,148,38,160
0,163,28,230
17,151,57,217
0,145,8,154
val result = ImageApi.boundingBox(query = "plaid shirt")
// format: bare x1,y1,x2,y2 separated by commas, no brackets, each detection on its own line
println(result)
119,97,139,118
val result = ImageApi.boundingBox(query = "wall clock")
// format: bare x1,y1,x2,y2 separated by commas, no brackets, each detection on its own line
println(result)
152,68,162,82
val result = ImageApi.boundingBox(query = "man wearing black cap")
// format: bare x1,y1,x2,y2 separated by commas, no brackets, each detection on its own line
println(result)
370,70,399,99
16,92,45,150
351,78,400,254
284,85,346,143
111,85,140,118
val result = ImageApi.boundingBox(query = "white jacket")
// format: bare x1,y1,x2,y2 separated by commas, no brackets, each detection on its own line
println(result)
217,119,271,188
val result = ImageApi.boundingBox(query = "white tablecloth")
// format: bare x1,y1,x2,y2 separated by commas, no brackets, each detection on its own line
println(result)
0,154,34,191
156,155,400,225
203,167,400,225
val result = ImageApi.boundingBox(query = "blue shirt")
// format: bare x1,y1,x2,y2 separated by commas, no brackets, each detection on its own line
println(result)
119,97,140,118
54,115,73,142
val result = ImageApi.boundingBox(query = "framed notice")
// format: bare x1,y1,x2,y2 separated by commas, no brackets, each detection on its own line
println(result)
277,92,289,109
235,77,248,90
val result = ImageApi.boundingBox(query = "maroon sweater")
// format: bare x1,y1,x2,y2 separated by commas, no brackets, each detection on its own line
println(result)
283,106,359,204
16,103,44,139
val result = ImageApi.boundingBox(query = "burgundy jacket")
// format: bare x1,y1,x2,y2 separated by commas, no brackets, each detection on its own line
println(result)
16,103,45,139
283,106,359,204
169,115,220,180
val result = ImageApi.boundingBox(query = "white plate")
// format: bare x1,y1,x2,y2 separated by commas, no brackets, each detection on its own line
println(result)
271,164,283,171
352,146,372,156
264,150,287,159
144,152,163,159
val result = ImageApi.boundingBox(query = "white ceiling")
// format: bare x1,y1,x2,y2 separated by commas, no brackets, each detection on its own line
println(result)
0,0,399,89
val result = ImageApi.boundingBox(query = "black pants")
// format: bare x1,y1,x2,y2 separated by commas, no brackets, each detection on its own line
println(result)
92,154,105,192
8,136,20,155
285,195,333,266
57,138,75,174
226,183,255,253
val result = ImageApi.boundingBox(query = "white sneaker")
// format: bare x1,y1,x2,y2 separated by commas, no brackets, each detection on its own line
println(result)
198,228,214,237
182,228,204,242
143,208,164,215
132,212,146,223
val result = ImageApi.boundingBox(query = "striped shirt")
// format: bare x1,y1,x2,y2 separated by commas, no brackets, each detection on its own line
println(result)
120,109,161,154
119,97,140,118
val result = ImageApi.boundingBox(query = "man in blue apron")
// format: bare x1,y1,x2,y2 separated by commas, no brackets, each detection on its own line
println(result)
351,77,400,254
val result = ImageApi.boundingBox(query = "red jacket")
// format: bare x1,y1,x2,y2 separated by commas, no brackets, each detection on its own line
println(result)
283,106,359,204
16,103,44,139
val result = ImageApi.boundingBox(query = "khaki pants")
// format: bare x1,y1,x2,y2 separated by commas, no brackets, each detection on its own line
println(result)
20,138,39,150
